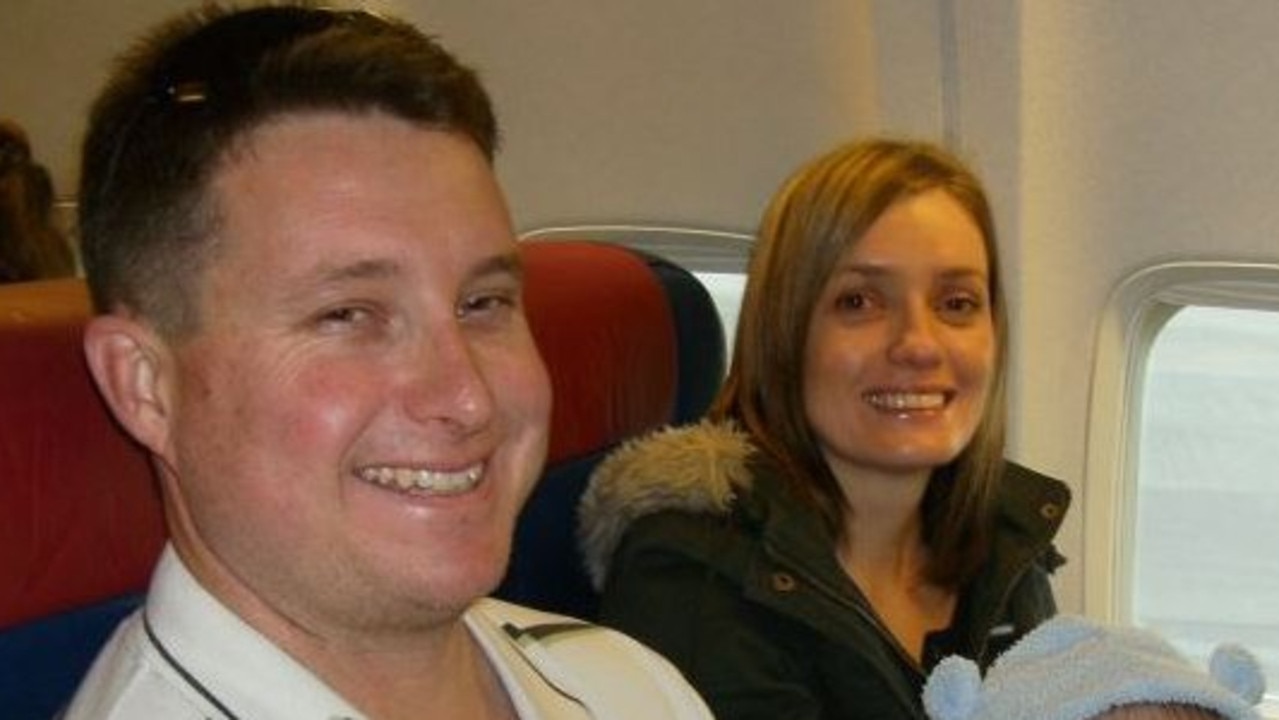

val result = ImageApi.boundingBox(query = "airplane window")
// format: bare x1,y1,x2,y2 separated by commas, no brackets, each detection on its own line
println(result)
1132,304,1279,695
1085,262,1279,715
690,271,744,361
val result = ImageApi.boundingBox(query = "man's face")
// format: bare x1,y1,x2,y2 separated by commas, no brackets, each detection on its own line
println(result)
159,112,550,636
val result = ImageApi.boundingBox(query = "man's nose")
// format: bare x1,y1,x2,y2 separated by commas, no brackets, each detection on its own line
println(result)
400,323,496,433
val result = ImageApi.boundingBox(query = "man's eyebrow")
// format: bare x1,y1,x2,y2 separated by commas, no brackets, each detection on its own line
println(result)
312,258,402,285
468,250,524,283
296,250,523,295
278,259,401,307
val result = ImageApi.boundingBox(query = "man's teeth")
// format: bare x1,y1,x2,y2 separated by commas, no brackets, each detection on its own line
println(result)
866,392,946,411
357,465,483,495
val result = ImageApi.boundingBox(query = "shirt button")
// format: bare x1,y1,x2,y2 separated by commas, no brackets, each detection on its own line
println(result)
771,571,797,593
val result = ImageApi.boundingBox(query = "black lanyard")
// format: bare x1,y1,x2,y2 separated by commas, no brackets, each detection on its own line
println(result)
143,611,242,720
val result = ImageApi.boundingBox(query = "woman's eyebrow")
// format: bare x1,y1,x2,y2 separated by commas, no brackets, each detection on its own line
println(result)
936,267,989,282
832,263,986,279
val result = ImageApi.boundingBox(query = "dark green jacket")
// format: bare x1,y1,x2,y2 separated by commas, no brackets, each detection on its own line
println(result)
578,421,1071,720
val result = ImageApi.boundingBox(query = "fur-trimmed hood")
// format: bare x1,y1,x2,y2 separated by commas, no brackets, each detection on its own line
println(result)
578,420,756,590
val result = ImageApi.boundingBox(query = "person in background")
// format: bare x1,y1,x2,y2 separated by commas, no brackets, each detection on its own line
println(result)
0,118,75,282
922,614,1265,720
65,4,712,718
579,137,1072,719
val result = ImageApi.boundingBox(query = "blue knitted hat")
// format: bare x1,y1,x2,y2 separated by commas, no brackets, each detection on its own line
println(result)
922,615,1265,720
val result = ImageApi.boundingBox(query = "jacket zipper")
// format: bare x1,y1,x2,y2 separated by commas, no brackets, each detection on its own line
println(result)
766,542,926,677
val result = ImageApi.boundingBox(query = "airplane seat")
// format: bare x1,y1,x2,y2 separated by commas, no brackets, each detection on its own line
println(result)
0,278,165,720
0,240,725,718
495,239,726,619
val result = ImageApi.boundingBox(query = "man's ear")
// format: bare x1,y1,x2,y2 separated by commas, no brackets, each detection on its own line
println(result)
83,314,174,456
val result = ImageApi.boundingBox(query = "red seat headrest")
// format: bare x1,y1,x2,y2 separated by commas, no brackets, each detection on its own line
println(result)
0,279,164,629
521,241,677,464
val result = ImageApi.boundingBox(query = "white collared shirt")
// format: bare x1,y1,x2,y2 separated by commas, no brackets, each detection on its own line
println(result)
62,546,711,719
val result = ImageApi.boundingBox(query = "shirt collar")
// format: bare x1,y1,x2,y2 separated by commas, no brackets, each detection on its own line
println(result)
145,545,367,720
147,547,592,720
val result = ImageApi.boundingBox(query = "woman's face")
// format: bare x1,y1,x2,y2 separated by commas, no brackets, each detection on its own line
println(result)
802,188,995,483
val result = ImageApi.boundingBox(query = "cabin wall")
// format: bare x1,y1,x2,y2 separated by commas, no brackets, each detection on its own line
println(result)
410,0,894,232
7,0,1279,616
0,0,900,231
1012,1,1279,611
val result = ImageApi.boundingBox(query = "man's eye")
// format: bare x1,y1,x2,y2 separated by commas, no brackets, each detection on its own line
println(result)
316,306,373,329
459,292,516,317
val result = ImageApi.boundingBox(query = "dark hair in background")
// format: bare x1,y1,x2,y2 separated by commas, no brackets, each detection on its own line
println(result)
79,2,499,337
0,119,75,283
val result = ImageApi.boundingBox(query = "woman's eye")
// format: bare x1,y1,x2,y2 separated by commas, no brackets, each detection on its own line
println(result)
834,291,872,312
938,292,986,319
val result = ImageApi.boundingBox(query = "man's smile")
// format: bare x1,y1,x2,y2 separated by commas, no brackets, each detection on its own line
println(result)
356,462,484,495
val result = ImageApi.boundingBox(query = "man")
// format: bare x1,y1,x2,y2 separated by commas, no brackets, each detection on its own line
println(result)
65,5,711,718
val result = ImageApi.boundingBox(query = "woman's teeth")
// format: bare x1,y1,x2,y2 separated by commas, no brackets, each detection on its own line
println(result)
865,392,946,411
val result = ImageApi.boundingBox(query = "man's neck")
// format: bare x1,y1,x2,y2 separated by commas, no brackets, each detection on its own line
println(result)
170,538,518,720
300,620,518,720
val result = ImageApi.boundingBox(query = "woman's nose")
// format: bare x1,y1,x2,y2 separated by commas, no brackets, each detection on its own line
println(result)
887,302,944,366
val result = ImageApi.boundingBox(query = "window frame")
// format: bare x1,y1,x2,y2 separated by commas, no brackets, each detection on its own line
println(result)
517,224,753,274
1084,261,1279,622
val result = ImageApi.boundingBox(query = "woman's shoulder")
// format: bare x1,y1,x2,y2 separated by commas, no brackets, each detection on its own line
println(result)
988,461,1073,580
578,420,759,590
996,461,1072,539
1000,461,1071,499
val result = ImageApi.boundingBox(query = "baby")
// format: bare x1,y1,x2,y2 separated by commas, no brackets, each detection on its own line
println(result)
922,615,1265,720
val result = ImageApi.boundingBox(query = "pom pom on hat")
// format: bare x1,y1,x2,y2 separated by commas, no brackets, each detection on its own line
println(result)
921,615,1266,720
922,656,984,720
1212,644,1266,706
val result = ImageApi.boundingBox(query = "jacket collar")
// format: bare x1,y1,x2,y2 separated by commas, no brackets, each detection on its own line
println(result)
579,420,752,590
579,419,1071,593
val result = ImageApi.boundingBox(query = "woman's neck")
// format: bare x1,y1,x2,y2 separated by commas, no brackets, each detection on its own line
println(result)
832,463,931,555
832,465,956,663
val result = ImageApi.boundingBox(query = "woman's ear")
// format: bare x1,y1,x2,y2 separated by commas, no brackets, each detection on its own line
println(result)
82,314,174,457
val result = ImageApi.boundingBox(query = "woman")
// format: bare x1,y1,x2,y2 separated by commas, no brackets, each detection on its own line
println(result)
579,138,1071,719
